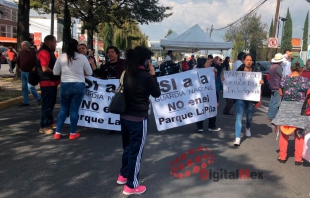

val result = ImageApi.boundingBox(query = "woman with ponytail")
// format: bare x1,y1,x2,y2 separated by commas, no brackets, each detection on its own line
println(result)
272,58,310,165
53,39,93,140
116,46,161,195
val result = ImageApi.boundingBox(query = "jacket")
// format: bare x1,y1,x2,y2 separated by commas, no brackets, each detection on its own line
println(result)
16,49,37,72
94,58,125,79
36,43,60,82
123,68,161,117
269,63,283,90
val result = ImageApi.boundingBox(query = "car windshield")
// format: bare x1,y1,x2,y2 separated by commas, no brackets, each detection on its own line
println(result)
257,61,271,71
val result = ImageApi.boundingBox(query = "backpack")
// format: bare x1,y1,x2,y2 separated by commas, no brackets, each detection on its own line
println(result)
301,89,310,116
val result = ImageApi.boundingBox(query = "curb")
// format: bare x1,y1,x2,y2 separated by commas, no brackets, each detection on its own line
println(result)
0,91,41,110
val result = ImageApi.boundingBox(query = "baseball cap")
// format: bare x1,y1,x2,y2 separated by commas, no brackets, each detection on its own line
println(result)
291,57,305,68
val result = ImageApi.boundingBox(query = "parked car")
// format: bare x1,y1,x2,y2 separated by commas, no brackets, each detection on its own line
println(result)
98,54,105,62
0,46,8,64
256,61,272,95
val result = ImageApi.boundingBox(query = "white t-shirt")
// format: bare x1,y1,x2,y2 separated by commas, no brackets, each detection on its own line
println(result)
232,60,243,71
281,55,292,76
165,55,172,61
53,52,93,82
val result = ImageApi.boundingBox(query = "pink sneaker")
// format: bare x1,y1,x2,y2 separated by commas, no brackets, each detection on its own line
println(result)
123,185,146,195
117,174,127,184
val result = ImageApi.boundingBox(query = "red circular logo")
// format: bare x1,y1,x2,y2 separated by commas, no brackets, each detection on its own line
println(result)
80,34,85,40
168,146,216,180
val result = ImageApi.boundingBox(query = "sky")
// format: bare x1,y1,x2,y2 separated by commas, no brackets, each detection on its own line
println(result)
139,0,310,44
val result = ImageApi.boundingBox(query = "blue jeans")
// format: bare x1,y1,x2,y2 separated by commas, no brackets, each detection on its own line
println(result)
235,99,254,138
21,71,41,104
267,90,281,119
56,82,85,134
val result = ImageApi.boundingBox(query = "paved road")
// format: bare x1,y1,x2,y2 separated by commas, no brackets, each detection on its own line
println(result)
0,64,15,78
0,89,310,197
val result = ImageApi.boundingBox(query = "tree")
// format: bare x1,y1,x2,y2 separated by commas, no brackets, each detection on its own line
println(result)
15,0,31,79
102,23,114,52
302,11,309,51
225,13,268,59
30,0,172,49
165,29,173,38
269,18,274,37
281,8,292,52
62,0,71,52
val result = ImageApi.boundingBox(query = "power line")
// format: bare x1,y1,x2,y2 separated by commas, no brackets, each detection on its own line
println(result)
213,0,267,31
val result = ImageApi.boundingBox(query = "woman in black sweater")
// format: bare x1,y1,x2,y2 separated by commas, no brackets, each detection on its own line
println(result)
116,46,161,196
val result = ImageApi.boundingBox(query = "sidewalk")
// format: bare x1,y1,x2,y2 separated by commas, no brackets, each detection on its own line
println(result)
0,64,40,109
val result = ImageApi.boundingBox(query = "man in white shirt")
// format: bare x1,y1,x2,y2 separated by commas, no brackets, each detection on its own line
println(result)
165,50,173,61
232,52,246,71
281,49,292,76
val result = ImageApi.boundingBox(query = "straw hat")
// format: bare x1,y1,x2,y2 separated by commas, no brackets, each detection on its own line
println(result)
271,53,284,63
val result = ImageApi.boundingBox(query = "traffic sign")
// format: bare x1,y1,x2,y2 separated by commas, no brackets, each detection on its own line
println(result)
80,34,85,40
268,38,278,48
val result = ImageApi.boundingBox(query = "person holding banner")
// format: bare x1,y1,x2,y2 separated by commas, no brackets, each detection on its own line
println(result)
233,53,263,146
116,46,161,195
53,39,93,140
196,58,221,132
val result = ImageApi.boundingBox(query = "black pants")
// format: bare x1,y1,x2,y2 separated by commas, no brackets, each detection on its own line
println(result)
8,60,15,73
196,117,216,129
223,99,235,113
40,86,58,128
120,118,148,189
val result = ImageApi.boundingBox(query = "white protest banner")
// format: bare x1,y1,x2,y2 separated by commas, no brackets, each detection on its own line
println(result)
150,68,217,131
223,71,262,102
65,76,121,130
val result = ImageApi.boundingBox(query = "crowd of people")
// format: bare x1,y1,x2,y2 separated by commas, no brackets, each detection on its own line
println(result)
6,34,310,195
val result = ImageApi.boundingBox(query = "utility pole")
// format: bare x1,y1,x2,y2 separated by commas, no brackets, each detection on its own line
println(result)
50,0,55,36
268,0,281,60
209,24,213,37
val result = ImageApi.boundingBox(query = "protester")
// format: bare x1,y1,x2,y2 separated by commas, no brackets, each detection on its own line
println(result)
78,44,96,70
165,50,173,61
91,46,125,79
213,56,223,93
6,46,17,74
53,39,93,140
181,58,189,71
196,58,221,132
16,41,41,107
229,53,263,146
273,58,309,165
301,59,310,80
232,52,246,71
188,55,196,70
37,35,60,135
281,49,292,76
28,38,37,51
267,53,284,121
223,56,230,71
116,46,161,195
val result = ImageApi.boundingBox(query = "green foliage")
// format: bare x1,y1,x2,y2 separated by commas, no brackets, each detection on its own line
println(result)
302,11,309,51
62,0,71,52
30,0,172,49
165,29,173,38
269,18,274,37
281,8,292,52
102,23,114,52
225,13,268,59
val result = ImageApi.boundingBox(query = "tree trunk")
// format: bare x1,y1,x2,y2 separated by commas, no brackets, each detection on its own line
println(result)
87,28,93,50
15,0,30,80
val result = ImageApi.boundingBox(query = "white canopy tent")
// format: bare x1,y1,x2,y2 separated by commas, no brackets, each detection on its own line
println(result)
150,31,179,51
160,24,233,52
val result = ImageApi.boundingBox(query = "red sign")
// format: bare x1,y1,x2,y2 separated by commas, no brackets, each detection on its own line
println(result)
268,38,278,48
33,32,41,46
80,34,85,40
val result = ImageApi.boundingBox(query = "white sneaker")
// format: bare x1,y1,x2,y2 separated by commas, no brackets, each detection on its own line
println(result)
234,138,241,146
197,129,203,132
208,128,221,132
245,128,251,137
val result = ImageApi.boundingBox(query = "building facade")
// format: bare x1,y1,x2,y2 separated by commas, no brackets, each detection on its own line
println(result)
0,0,17,47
